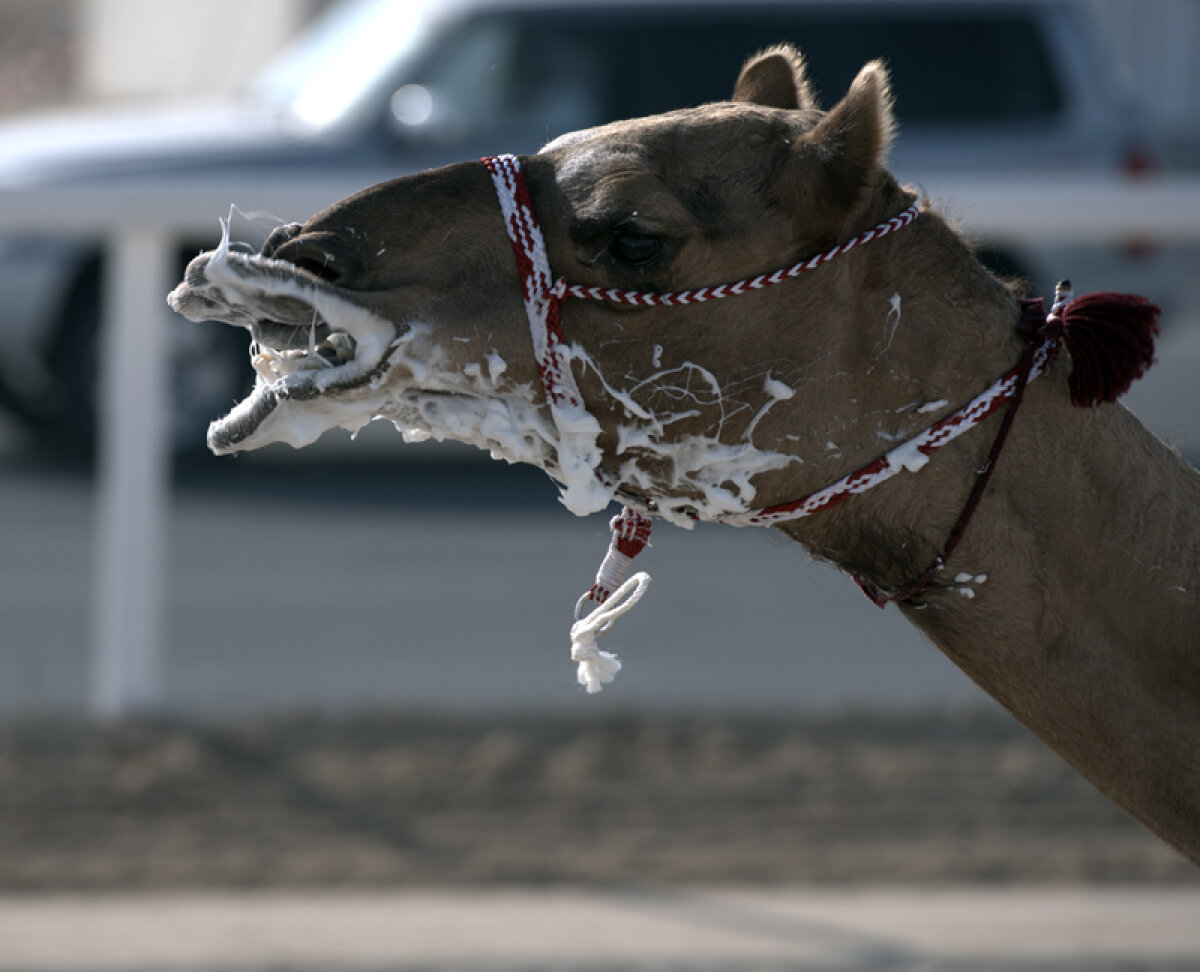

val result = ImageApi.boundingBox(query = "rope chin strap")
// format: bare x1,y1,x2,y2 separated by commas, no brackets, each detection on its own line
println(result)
482,153,1160,692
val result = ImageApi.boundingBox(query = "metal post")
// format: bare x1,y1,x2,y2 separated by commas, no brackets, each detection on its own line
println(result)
89,226,171,718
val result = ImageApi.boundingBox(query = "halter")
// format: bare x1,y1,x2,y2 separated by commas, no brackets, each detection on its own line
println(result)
482,153,1053,689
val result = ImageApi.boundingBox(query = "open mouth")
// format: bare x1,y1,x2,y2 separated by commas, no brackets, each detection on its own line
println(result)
167,227,613,517
167,241,399,454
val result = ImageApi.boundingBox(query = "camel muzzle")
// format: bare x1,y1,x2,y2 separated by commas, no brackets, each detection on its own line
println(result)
167,236,400,454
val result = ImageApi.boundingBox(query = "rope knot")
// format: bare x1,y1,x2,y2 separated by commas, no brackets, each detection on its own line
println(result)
570,572,651,693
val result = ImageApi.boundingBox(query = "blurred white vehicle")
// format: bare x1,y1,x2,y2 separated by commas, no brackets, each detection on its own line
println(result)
0,0,1167,453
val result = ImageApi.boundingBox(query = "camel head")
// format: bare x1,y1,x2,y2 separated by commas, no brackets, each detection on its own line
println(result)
169,46,1012,524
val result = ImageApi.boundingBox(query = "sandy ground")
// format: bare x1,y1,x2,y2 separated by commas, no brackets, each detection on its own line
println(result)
0,709,1194,889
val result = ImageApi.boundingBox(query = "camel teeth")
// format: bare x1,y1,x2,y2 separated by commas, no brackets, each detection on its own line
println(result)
252,351,279,382
250,332,356,382
316,333,355,365
252,347,326,378
327,331,357,361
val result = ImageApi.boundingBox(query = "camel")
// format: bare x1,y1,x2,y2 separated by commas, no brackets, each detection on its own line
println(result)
169,46,1200,865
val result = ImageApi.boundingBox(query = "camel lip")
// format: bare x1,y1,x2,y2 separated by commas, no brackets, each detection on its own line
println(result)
206,381,281,454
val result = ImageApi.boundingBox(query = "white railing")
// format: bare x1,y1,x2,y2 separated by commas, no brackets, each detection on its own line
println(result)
0,172,1197,717
0,175,384,719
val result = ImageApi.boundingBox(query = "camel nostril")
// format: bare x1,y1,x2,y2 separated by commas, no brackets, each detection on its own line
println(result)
292,254,344,283
274,237,360,287
260,222,303,259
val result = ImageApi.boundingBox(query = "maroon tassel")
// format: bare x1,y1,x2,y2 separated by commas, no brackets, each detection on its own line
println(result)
1055,292,1161,407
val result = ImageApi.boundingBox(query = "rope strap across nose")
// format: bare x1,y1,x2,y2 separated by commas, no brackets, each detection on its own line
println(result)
482,153,583,410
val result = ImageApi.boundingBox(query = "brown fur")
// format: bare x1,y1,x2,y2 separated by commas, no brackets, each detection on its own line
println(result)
174,48,1200,864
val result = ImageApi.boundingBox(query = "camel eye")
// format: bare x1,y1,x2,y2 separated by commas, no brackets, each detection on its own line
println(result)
609,229,661,268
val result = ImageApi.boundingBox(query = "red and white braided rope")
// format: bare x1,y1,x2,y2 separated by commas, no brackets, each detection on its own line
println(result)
486,153,919,315
482,152,1044,688
483,153,1013,531
585,507,654,605
483,150,1054,535
723,338,1058,528
483,154,583,409
555,203,920,307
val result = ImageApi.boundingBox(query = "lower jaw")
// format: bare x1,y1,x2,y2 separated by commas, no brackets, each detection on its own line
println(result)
207,383,280,454
206,331,396,455
208,383,390,455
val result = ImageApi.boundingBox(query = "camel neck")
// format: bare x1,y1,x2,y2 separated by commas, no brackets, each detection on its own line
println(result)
794,379,1200,862
767,192,1200,860
907,389,1200,655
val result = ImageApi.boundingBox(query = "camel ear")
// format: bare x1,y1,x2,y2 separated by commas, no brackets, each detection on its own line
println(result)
732,44,818,111
806,60,895,214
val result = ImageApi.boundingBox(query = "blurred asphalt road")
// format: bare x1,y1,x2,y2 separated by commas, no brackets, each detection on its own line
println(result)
0,314,1195,719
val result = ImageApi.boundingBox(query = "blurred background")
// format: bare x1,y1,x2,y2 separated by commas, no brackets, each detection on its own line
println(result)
0,0,1198,957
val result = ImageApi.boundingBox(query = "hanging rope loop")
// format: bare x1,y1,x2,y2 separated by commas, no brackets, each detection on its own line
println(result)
570,572,651,693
